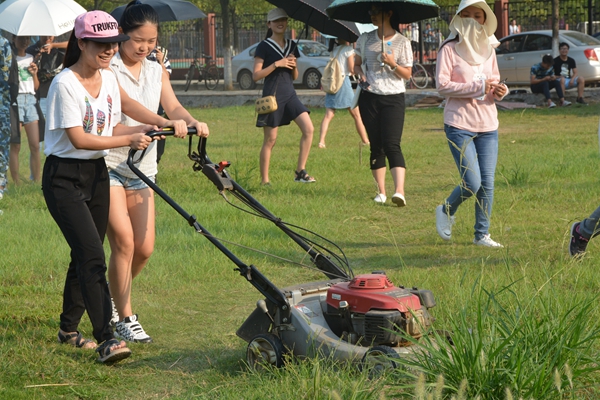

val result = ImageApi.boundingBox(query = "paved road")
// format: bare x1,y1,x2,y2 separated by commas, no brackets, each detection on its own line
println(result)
171,80,600,108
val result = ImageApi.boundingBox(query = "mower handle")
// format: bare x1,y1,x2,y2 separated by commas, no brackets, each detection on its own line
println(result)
127,127,199,166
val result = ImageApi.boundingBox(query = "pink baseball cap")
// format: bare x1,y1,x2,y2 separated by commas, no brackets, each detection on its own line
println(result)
74,11,129,43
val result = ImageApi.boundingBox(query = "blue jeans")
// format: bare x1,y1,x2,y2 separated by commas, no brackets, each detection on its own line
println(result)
444,124,499,240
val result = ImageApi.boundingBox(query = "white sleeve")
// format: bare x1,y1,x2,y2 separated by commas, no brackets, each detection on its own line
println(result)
47,80,83,130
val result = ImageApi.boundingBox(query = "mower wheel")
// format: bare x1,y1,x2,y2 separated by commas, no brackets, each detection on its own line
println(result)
246,333,285,370
360,345,400,378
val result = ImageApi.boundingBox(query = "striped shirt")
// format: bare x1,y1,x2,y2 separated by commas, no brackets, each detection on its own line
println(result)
105,52,163,179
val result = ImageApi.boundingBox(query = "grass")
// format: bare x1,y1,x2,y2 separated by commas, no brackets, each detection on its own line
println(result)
3,104,600,398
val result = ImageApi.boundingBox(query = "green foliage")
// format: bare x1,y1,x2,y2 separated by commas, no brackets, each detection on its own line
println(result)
389,277,600,399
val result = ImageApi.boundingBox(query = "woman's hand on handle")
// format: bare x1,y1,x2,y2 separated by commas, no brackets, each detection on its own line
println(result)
162,119,188,138
189,120,209,137
129,132,153,150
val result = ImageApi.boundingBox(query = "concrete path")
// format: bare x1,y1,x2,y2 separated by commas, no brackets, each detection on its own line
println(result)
172,80,600,109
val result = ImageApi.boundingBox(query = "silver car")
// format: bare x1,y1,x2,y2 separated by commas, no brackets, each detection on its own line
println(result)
496,30,600,85
232,40,330,90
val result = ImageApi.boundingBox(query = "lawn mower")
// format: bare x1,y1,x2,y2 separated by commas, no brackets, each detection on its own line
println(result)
127,130,438,372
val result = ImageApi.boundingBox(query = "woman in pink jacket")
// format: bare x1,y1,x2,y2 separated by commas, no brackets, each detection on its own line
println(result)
435,0,507,247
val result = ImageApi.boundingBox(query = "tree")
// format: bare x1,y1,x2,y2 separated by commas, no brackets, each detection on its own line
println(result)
551,0,559,56
220,0,233,90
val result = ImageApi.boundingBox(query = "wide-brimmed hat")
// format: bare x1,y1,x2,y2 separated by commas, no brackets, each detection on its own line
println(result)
267,8,288,22
74,11,129,43
448,0,497,38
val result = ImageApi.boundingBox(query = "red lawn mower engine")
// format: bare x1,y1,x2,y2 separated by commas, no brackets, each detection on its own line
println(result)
325,273,436,347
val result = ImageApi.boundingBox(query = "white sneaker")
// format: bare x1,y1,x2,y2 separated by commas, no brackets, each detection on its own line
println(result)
548,102,557,108
115,314,153,343
110,298,119,328
391,193,406,207
435,205,455,241
473,234,504,248
562,100,571,106
374,194,387,204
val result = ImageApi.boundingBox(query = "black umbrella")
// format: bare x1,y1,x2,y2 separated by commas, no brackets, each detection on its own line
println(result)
326,0,439,24
110,0,206,23
267,0,360,43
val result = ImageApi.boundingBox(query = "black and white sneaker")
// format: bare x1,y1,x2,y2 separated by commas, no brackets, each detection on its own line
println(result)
115,314,153,343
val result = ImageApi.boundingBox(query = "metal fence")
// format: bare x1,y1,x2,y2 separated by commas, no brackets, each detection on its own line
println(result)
506,0,599,33
158,0,599,68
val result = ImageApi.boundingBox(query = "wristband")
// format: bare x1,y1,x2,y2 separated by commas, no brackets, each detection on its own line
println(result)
390,64,398,72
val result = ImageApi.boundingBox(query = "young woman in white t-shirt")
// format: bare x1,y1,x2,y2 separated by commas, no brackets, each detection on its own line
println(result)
42,11,186,363
106,1,210,344
9,35,40,184
354,5,413,207
318,38,369,149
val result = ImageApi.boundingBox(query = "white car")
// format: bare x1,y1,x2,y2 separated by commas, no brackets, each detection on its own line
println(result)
232,40,330,90
496,30,600,85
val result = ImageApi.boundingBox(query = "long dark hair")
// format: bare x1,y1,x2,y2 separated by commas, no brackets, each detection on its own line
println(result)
380,4,401,33
265,28,273,40
120,0,159,34
63,30,82,68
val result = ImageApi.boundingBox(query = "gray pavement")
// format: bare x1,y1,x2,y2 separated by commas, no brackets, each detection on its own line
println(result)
172,80,600,109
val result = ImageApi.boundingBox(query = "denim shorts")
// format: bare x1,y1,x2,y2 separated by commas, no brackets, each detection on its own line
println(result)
565,76,579,88
17,93,39,124
108,169,154,190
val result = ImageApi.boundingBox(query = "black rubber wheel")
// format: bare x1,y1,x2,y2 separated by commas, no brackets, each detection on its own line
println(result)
238,69,256,90
410,63,429,89
360,345,400,378
246,333,285,370
184,65,195,92
303,68,321,90
205,65,219,90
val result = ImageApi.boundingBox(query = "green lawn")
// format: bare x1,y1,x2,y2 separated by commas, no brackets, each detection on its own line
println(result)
2,104,600,399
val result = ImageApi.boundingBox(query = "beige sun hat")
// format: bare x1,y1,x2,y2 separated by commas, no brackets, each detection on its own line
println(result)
267,8,288,22
447,0,497,41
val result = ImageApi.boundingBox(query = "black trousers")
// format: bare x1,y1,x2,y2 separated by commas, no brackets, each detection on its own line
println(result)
42,155,113,344
358,91,406,170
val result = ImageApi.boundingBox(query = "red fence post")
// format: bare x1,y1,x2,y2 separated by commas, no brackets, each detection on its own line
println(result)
204,13,216,60
495,0,509,39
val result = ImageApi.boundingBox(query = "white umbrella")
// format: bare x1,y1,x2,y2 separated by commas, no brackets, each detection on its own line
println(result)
0,0,87,36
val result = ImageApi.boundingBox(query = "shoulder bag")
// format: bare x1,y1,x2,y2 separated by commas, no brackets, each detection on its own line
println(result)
351,36,368,109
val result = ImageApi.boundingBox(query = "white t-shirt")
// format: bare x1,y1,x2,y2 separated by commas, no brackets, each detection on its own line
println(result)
17,54,35,95
105,52,163,178
44,68,122,159
332,45,354,77
356,31,413,95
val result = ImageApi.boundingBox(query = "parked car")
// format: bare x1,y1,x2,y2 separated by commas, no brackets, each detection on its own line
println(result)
496,30,600,85
232,40,330,90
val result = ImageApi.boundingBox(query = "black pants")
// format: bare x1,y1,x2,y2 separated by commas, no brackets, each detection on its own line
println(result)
42,155,113,344
530,80,564,100
358,91,406,170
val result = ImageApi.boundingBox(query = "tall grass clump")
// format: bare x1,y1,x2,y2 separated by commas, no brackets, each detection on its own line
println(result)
389,279,600,399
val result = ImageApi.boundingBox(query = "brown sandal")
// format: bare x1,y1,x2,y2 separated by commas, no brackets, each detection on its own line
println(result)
58,330,97,349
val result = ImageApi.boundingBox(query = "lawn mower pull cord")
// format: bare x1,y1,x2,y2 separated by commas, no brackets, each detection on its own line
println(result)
128,129,438,371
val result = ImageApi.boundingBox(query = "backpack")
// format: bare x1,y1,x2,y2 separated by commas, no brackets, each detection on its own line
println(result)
321,46,345,94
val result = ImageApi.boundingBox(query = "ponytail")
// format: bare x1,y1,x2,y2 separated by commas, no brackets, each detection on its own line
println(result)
63,31,81,68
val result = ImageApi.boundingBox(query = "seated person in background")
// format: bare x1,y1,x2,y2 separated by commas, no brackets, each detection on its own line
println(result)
530,54,570,108
554,42,586,105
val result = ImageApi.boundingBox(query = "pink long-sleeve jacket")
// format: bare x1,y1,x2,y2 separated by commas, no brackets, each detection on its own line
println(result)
436,40,506,132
